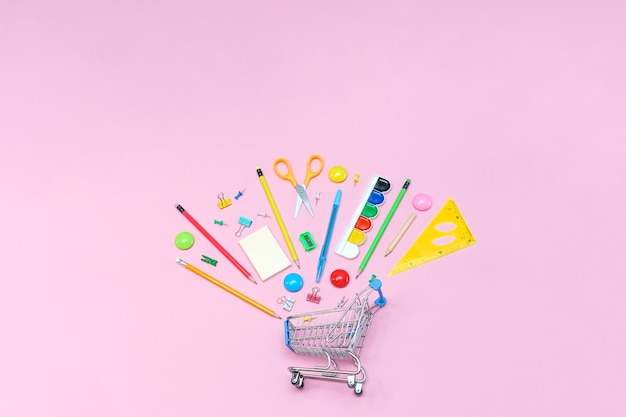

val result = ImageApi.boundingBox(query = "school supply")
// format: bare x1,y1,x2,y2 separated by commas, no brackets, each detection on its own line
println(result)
234,189,245,200
336,296,348,308
412,193,433,211
356,179,410,278
217,192,232,209
256,167,300,268
388,199,476,276
283,273,304,292
174,231,194,250
315,189,342,283
328,165,348,183
176,259,279,318
235,216,252,237
299,232,316,251
277,296,296,311
334,175,391,259
285,279,387,395
384,213,417,257
238,226,291,281
330,269,350,288
273,154,324,217
306,287,321,303
176,204,257,284
200,255,218,266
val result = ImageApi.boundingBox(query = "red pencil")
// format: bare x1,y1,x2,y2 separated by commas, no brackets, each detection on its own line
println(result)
176,204,257,284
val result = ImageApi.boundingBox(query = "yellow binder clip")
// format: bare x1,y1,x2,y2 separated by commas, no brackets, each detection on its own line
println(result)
217,192,232,209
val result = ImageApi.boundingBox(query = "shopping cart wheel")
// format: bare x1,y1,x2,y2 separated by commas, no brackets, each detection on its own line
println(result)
295,375,304,389
291,372,300,385
354,383,363,396
347,375,356,388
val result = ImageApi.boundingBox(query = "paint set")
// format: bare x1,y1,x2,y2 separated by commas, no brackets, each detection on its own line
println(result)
335,175,392,259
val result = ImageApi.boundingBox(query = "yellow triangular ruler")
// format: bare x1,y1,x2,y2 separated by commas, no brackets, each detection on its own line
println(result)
388,199,476,276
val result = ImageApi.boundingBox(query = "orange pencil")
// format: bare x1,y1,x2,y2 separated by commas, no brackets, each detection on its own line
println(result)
176,259,281,319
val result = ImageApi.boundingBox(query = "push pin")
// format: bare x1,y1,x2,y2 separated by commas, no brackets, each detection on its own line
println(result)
353,173,360,186
257,212,272,218
277,296,295,311
234,189,246,200
302,316,316,323
315,191,321,205
235,216,253,237
217,192,232,209
336,296,348,308
306,287,321,304
214,219,227,226
201,254,218,266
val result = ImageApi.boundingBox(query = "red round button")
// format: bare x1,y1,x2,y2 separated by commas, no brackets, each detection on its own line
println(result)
330,269,350,288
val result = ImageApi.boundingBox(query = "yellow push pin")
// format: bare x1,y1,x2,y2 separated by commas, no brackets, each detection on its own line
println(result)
353,173,360,186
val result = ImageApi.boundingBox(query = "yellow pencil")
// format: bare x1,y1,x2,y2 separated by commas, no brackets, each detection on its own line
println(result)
176,259,282,319
256,167,300,268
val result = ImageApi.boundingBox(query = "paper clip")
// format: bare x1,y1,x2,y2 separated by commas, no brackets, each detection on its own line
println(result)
234,189,246,200
217,192,232,209
306,287,321,304
336,296,348,308
201,254,218,266
235,216,253,237
277,296,295,311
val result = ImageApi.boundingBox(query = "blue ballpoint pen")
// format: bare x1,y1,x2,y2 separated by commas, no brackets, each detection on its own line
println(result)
315,189,342,283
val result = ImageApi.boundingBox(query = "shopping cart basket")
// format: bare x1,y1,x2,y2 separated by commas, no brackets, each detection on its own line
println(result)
284,278,387,395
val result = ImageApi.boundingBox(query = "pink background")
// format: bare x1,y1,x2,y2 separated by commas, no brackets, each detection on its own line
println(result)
1,1,625,416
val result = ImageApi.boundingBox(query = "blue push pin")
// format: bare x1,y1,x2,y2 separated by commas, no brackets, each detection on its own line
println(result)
283,273,304,292
234,189,246,200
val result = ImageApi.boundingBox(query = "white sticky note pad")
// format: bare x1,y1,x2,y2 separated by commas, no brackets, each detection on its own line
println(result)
238,226,291,281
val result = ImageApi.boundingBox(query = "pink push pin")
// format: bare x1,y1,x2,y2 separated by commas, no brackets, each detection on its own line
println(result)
412,193,433,211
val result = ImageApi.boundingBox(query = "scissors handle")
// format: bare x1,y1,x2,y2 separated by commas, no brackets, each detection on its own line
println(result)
303,154,324,187
273,158,298,187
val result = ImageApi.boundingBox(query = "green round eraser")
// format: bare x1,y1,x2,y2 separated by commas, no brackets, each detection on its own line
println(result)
175,231,194,250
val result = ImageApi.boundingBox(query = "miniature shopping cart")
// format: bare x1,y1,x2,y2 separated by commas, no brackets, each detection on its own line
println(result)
284,278,387,395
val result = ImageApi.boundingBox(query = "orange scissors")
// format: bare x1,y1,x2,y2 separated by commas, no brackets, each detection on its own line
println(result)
273,155,324,217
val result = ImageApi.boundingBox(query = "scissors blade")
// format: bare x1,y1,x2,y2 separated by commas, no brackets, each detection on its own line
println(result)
303,198,314,217
295,192,303,218
295,184,314,217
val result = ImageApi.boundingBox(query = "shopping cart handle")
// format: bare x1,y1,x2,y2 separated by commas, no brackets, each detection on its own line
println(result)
368,279,386,307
